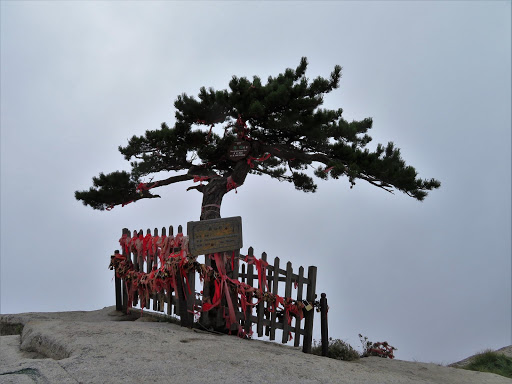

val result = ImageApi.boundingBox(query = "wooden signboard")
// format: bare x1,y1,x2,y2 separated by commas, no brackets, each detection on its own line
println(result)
187,216,243,256
228,141,251,161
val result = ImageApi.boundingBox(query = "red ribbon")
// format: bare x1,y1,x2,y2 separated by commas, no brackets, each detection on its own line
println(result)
237,282,252,315
105,181,159,211
244,255,269,291
283,298,304,341
247,153,271,168
201,253,240,334
119,234,129,255
133,233,144,263
143,233,153,261
226,176,238,193
151,235,160,265
178,253,192,296
136,181,159,193
235,114,252,141
196,120,218,143
193,175,210,184
111,244,307,337
156,235,166,265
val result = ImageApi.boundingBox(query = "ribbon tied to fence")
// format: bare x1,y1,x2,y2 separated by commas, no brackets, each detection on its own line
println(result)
110,233,308,339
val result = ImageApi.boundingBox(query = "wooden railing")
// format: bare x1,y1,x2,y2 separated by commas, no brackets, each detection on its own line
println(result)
111,225,328,354
238,246,317,351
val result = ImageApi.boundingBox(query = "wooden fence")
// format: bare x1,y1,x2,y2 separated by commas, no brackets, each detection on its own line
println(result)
111,225,328,354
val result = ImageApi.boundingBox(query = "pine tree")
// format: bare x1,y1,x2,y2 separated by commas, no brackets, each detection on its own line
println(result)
75,57,440,218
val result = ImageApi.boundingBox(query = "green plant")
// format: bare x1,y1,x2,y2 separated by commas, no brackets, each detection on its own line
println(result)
359,334,397,359
0,322,24,336
462,350,512,379
312,338,360,361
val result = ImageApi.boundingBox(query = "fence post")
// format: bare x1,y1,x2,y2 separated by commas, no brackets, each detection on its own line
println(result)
244,248,254,335
269,256,280,341
176,226,193,328
282,261,293,343
121,228,130,313
114,250,122,311
199,254,213,328
177,272,192,327
303,265,317,353
256,251,267,337
320,293,328,357
148,228,157,311
186,268,196,325
294,266,305,348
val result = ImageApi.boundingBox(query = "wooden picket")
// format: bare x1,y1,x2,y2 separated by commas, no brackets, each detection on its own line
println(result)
113,226,325,354
117,226,200,322
238,247,317,352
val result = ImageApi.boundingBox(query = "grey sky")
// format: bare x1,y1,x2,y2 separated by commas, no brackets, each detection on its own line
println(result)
1,1,510,365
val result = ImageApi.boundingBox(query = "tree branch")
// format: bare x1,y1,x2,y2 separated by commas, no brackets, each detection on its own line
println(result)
151,173,195,187
108,173,195,209
187,185,205,193
258,142,399,195
258,142,330,164
252,166,294,183
230,159,252,186
357,174,395,194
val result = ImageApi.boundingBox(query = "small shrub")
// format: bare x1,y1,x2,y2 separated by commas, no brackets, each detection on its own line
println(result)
359,334,397,359
463,350,512,379
0,322,24,336
312,338,360,361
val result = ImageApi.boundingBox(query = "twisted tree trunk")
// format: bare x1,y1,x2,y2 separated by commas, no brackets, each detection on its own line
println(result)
199,178,226,221
198,160,251,330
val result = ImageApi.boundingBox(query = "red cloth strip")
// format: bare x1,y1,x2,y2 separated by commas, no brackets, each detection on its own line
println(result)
193,175,210,183
136,181,159,192
247,153,271,168
244,254,269,291
226,176,238,193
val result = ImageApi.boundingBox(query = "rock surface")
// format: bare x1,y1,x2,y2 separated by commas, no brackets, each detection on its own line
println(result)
1,307,510,384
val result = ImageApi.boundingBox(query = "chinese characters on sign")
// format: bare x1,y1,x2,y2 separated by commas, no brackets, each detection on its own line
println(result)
187,216,243,256
228,141,251,161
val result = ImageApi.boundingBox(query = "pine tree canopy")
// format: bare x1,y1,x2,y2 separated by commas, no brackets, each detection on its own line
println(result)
75,58,440,218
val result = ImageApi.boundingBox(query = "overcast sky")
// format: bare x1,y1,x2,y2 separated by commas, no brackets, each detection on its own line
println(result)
1,1,510,365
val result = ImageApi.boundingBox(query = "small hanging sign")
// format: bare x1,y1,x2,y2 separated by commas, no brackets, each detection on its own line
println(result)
228,141,251,161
